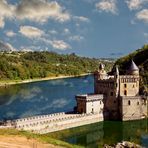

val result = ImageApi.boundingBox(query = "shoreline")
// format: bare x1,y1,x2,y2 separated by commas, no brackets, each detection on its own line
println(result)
0,73,92,87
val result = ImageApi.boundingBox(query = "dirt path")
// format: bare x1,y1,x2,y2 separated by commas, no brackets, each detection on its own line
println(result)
0,135,64,148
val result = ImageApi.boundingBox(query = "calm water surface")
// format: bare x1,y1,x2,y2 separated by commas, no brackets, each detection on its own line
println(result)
0,75,147,147
53,120,148,148
0,75,93,120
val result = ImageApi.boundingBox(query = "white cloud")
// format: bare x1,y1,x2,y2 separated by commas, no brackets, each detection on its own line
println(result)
144,32,148,37
39,37,71,50
0,0,14,28
6,43,16,51
136,9,148,23
48,30,58,35
20,45,43,52
125,0,148,10
0,17,5,28
5,30,16,37
50,40,71,50
95,0,118,14
0,0,70,28
69,35,84,42
73,16,90,22
19,26,44,38
0,40,16,51
15,0,70,23
64,28,70,34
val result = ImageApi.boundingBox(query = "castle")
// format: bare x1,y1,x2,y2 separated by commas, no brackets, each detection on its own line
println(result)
1,60,147,133
76,60,147,121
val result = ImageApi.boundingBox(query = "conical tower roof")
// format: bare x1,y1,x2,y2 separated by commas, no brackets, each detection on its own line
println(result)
128,60,139,71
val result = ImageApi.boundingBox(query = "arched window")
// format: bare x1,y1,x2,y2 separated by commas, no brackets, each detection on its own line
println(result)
124,90,127,96
128,100,131,105
110,92,113,96
124,84,127,88
137,102,139,105
92,108,94,113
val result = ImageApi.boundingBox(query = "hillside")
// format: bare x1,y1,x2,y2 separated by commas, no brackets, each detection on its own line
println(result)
0,51,114,81
115,44,148,94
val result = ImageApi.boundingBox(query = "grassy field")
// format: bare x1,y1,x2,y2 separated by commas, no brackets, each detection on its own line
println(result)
0,129,83,148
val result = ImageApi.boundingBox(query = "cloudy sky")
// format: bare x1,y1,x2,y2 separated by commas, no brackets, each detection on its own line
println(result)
0,0,148,58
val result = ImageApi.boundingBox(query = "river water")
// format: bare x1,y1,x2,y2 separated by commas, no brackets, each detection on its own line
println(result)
0,75,147,147
0,75,93,120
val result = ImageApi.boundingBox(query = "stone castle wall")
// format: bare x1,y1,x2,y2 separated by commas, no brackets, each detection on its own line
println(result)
119,75,139,97
120,96,147,121
5,112,103,134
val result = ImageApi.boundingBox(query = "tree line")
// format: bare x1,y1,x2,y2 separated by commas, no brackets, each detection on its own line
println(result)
0,51,114,81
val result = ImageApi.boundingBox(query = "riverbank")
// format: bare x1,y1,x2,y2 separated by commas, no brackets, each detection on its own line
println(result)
0,135,64,148
0,73,91,87
0,129,83,148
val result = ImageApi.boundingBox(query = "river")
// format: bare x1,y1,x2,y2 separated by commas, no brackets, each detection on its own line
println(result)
0,75,94,120
0,75,147,147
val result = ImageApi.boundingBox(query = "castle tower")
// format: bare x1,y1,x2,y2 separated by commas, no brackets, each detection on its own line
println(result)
114,65,119,97
94,63,107,80
119,60,139,97
126,60,139,75
94,63,108,93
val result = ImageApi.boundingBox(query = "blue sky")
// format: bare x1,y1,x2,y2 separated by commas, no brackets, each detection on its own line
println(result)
0,0,148,58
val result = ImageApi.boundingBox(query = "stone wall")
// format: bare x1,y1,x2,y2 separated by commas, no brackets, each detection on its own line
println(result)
120,96,147,121
119,75,139,97
38,113,103,134
7,112,103,134
76,94,103,114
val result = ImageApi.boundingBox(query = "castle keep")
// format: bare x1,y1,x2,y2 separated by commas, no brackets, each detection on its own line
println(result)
76,60,147,121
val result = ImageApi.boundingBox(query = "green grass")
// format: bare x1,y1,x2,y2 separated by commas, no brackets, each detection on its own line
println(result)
0,129,84,148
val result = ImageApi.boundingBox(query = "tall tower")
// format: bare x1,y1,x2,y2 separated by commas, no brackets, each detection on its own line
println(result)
94,63,107,93
122,60,139,96
126,60,139,75
95,63,107,80
114,65,119,97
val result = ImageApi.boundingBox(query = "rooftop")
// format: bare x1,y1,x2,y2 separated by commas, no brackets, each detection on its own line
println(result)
128,60,139,71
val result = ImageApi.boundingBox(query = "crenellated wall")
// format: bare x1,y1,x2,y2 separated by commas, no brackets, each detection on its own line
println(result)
4,112,103,134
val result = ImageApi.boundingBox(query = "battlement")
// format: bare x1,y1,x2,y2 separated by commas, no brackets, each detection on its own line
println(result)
14,112,65,123
76,94,103,102
3,112,103,134
119,75,139,83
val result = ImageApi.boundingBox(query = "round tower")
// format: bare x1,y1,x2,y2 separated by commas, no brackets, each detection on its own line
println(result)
114,65,119,97
96,63,107,80
126,60,139,75
94,63,107,94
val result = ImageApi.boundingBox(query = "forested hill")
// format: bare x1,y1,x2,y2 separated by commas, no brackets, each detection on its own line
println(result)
115,44,148,93
0,51,114,81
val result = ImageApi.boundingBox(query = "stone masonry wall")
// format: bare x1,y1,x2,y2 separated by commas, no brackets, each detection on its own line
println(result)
7,112,103,134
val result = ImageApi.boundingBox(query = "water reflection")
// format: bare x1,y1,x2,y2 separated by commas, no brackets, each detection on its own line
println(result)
0,75,94,120
57,120,148,148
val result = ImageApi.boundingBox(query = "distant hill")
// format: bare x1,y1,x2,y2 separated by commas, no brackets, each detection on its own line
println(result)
114,44,148,94
0,41,15,52
0,51,114,81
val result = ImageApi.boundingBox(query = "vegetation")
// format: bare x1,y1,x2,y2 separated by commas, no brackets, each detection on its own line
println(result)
0,128,83,148
0,51,114,82
114,44,148,94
